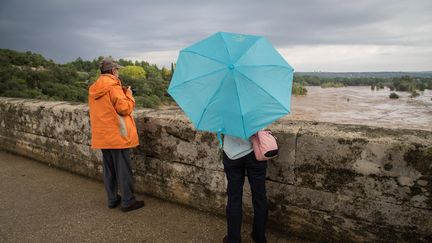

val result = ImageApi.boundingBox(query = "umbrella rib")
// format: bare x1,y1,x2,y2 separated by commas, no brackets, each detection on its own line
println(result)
181,50,228,65
232,73,247,139
196,71,231,129
236,70,290,113
237,64,294,71
169,67,227,89
219,33,233,63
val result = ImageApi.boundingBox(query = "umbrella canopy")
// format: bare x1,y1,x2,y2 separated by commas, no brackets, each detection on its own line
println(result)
168,32,294,140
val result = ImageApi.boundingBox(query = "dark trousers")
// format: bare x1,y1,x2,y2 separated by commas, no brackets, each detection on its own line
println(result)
223,152,268,243
101,149,136,207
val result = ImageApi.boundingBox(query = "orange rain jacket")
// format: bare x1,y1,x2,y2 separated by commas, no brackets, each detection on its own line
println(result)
88,74,139,149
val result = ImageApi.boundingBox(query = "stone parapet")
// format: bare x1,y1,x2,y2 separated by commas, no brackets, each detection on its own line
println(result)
1,97,431,242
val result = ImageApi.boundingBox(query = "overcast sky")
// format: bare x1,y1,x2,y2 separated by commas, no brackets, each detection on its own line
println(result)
1,0,431,71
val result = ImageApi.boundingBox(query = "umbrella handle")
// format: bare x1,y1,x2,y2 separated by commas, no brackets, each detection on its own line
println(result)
217,129,224,148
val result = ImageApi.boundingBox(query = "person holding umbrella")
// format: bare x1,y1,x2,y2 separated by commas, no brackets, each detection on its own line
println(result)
88,57,144,212
222,134,268,243
168,32,293,242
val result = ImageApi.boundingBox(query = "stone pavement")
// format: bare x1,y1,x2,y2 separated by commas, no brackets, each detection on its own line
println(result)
0,151,308,243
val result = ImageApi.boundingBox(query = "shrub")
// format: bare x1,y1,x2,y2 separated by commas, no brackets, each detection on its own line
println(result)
140,94,161,108
410,91,420,98
321,81,345,88
389,92,399,99
292,83,308,95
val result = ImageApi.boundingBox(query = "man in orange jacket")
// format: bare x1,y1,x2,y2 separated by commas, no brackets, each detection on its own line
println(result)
88,57,144,212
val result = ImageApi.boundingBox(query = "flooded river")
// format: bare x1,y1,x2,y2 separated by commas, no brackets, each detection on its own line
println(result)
287,86,432,131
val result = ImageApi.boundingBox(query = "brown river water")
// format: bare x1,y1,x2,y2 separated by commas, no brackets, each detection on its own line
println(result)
286,86,432,131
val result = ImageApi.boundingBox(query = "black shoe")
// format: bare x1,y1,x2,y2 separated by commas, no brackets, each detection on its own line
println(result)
108,195,121,209
121,200,145,212
222,235,228,243
251,232,266,243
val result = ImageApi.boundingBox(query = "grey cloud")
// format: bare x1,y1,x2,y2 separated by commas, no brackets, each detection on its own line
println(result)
0,0,431,65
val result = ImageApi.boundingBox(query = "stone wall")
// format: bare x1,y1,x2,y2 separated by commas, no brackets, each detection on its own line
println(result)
1,97,431,242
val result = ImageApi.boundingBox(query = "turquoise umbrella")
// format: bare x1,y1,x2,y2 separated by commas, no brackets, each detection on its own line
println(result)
168,32,294,140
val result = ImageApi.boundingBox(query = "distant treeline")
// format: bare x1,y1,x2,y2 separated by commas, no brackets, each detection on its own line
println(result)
296,71,432,79
293,74,432,92
0,49,173,108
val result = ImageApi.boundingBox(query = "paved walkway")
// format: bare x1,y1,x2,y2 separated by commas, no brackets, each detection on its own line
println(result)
0,151,308,243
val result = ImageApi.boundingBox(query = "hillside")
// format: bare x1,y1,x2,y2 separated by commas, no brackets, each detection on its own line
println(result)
0,49,173,108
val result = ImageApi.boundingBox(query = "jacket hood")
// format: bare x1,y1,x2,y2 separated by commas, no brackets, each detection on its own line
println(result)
89,74,121,99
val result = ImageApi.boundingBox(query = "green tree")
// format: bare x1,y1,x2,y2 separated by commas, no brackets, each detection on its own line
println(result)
119,66,146,80
161,67,172,81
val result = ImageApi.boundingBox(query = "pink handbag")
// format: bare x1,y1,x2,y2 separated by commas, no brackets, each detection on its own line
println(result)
251,130,279,161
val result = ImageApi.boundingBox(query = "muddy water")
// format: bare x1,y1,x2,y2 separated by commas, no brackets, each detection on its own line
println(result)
287,86,432,131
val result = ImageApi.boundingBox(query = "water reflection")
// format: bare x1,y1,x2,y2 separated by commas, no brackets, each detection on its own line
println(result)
287,86,432,131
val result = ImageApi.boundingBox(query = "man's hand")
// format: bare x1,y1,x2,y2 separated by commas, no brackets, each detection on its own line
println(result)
122,86,132,94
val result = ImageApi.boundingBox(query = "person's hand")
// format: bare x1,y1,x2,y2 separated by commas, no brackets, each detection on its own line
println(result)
122,86,132,94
